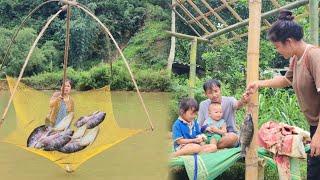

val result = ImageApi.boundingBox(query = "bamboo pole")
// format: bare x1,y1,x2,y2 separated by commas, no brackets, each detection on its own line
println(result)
246,0,262,179
204,0,309,39
167,0,177,74
309,0,319,46
76,4,154,131
176,0,210,34
166,31,210,43
0,0,59,72
188,0,238,23
61,5,71,97
186,0,217,31
168,3,201,37
189,38,197,98
221,0,243,22
1,9,63,124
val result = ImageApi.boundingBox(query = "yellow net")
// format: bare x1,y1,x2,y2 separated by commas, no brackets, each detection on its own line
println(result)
1,77,142,171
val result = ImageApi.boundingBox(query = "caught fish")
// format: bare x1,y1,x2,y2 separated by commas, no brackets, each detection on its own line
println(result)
27,125,50,147
80,126,99,146
53,112,74,131
240,114,254,157
35,129,74,151
72,125,87,139
58,127,99,153
86,112,106,129
74,111,106,129
57,139,86,154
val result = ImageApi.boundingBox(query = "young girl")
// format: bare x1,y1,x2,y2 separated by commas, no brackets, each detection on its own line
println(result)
172,98,217,157
46,79,74,127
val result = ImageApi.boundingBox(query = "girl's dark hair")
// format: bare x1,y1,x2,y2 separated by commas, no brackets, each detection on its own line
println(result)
179,98,198,115
203,79,221,92
60,79,73,87
267,10,303,43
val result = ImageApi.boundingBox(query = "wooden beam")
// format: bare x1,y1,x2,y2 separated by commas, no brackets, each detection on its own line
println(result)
309,0,319,46
189,38,197,98
200,0,240,37
221,0,243,22
188,0,238,24
186,0,217,31
176,0,210,34
167,0,176,73
166,31,210,43
246,0,262,179
204,0,309,39
169,2,201,36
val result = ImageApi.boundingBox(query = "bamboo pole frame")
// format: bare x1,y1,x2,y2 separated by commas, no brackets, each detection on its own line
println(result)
168,3,201,37
189,38,197,98
1,9,63,124
204,0,309,39
167,0,177,73
176,0,210,34
61,5,71,97
166,31,210,43
188,0,238,24
246,0,262,179
186,0,217,32
309,0,319,46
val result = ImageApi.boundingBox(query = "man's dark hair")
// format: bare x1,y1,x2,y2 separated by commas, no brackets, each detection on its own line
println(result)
179,98,198,116
203,79,221,92
60,79,73,87
267,10,303,43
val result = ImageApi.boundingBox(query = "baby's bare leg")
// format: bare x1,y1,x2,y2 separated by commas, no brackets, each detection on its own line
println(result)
172,143,201,157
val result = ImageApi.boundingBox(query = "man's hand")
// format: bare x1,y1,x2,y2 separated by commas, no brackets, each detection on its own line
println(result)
246,81,260,94
311,131,320,157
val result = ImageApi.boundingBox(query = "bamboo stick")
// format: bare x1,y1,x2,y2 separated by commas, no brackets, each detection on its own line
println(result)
167,0,176,73
76,4,154,131
309,0,319,46
168,2,201,37
176,0,210,34
186,0,217,31
166,31,210,43
221,0,243,22
0,0,60,72
270,0,281,8
246,0,262,179
204,0,309,39
188,0,238,23
61,5,71,97
1,9,63,124
189,38,197,98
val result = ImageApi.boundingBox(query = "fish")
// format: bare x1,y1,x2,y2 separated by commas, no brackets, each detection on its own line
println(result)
80,126,99,146
58,127,99,153
240,114,254,157
74,111,106,129
27,125,50,147
72,125,87,139
35,129,74,151
86,112,106,129
53,112,74,131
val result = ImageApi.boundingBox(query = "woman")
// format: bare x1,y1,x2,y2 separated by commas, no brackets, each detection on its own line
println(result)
247,10,320,179
46,79,74,127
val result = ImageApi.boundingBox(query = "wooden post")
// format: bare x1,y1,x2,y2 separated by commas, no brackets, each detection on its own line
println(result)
167,0,176,74
246,0,262,179
309,0,319,46
189,38,197,98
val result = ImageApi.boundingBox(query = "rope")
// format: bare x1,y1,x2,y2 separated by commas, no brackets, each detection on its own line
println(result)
194,153,198,180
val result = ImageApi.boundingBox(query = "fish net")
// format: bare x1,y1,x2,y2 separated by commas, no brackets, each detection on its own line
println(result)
0,76,142,171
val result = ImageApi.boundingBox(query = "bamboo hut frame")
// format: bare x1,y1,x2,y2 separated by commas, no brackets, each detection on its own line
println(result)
0,0,154,131
167,0,318,179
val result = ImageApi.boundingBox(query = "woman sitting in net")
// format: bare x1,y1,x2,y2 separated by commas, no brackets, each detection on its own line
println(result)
45,79,74,127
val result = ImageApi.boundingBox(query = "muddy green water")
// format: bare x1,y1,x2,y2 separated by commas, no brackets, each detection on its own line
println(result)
0,91,171,180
